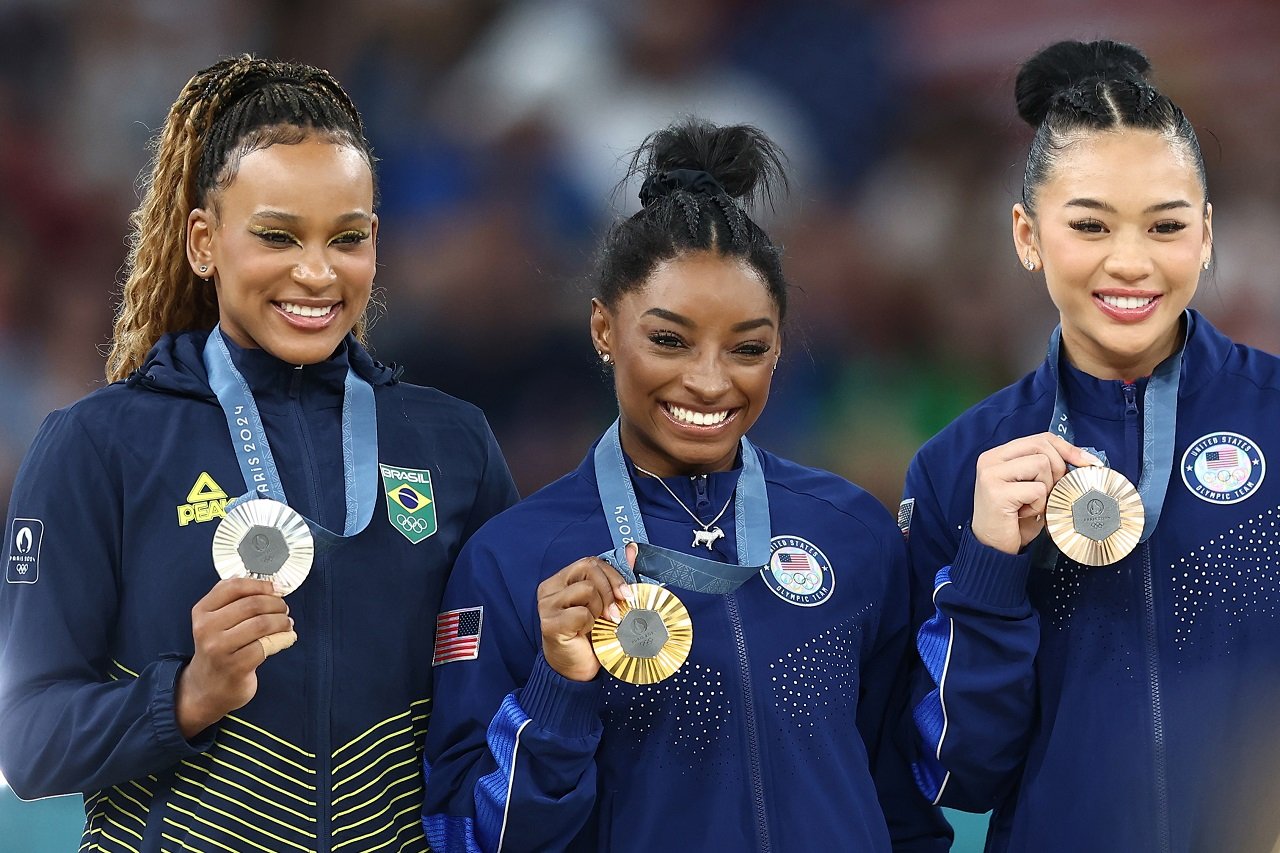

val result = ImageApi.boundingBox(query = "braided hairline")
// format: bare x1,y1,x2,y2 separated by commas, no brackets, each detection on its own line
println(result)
107,57,370,382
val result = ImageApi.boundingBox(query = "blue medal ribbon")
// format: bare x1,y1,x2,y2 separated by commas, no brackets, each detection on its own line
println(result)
203,326,379,543
593,419,770,594
1045,313,1185,543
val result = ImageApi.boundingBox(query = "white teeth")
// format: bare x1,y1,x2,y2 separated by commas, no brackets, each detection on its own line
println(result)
667,405,729,427
1101,295,1153,310
279,302,334,318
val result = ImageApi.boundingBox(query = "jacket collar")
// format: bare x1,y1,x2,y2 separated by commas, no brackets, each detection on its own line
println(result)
129,328,398,402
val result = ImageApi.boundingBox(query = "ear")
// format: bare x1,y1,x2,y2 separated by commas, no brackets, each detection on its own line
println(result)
1202,202,1214,267
1012,203,1038,271
187,208,215,279
590,298,612,358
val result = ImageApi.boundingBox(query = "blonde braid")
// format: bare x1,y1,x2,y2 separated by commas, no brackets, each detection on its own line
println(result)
108,58,262,381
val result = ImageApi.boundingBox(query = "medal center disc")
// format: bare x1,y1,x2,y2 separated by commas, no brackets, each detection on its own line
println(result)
1070,489,1122,542
615,608,668,658
237,524,290,575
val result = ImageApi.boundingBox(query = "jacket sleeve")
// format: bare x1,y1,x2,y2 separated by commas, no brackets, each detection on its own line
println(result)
903,451,1041,813
422,534,604,852
461,417,520,541
0,409,213,799
856,512,954,852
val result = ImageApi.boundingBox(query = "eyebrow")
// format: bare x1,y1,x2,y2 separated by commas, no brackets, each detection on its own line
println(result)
642,307,776,332
1064,198,1194,214
251,210,373,225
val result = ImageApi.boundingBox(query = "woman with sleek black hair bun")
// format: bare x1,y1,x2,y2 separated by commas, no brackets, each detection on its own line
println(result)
422,118,951,852
903,38,1280,851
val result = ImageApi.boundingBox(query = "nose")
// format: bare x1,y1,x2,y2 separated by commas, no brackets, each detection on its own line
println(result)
682,352,731,402
1102,231,1153,282
292,245,337,287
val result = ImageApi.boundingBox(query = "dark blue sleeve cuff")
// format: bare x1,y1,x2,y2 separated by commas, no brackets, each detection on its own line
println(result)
152,656,217,755
950,526,1033,610
517,654,603,740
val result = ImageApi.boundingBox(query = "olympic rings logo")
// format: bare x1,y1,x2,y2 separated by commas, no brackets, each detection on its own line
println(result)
397,514,433,533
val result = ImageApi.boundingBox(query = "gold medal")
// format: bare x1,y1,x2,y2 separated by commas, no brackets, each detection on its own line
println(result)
591,583,692,684
1045,466,1144,567
211,498,314,594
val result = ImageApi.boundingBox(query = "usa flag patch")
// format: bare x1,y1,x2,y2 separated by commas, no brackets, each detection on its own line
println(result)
433,606,483,665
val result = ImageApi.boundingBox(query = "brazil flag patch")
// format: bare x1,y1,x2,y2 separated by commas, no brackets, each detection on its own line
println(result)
380,464,437,544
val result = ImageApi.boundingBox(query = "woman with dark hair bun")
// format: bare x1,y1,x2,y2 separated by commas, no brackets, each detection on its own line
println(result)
422,118,950,852
0,56,518,852
904,39,1280,851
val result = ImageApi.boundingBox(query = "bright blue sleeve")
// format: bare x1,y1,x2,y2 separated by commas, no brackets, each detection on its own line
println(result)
422,533,604,852
0,409,212,799
903,453,1041,814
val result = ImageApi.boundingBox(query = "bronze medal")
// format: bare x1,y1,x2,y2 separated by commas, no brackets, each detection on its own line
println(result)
1045,466,1144,567
211,498,315,594
591,582,692,684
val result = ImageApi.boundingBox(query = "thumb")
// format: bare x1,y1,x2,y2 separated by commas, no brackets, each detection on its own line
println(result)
621,543,639,605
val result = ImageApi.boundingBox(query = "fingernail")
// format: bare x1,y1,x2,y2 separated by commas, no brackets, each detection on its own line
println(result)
620,584,636,605
288,617,295,629
608,603,622,622
272,580,287,595
1082,453,1103,467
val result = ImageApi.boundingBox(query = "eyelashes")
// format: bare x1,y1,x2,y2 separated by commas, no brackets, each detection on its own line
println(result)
646,330,773,358
249,227,371,247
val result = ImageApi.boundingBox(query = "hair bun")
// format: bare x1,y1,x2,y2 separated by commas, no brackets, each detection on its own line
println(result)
635,118,786,207
1015,39,1152,128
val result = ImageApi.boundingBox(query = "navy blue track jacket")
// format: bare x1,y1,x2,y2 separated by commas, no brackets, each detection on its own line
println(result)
422,437,951,852
905,311,1280,852
0,330,518,852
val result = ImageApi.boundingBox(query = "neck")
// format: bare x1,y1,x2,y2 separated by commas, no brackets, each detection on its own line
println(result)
1061,319,1184,382
617,423,737,479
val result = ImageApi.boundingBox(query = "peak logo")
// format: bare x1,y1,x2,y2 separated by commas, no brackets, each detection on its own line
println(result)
177,472,231,526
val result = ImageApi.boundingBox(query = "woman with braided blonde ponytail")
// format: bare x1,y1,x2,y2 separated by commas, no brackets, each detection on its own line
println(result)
0,56,517,853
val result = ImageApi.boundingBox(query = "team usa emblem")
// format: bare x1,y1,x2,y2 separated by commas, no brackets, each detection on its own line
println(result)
380,464,438,544
762,536,835,606
1181,431,1265,505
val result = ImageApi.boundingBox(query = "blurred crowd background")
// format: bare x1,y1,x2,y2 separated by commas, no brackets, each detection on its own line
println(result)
1,0,1278,848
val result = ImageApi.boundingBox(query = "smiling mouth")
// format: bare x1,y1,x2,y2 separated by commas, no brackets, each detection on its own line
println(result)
1098,294,1157,310
277,301,337,318
663,403,736,429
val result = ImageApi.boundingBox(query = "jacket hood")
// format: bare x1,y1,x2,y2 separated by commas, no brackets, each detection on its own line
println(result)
128,328,399,400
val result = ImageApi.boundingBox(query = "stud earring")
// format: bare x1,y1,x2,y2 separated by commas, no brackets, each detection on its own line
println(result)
600,352,612,365
199,265,208,274
1202,259,1210,270
1025,257,1036,271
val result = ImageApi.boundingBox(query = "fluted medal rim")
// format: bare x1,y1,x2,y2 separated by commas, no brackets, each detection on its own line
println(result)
1046,466,1144,567
591,582,693,684
211,498,315,594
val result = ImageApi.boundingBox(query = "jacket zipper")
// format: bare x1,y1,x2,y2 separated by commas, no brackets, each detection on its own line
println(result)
725,594,770,851
291,366,333,851
1126,382,1171,852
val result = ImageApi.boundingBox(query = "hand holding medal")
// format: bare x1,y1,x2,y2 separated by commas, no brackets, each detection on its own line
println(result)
538,555,632,683
972,433,1104,556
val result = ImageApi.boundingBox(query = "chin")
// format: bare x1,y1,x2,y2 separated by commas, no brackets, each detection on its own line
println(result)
263,337,342,366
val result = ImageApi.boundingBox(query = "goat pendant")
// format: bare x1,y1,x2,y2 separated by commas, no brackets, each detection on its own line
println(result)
692,526,725,550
